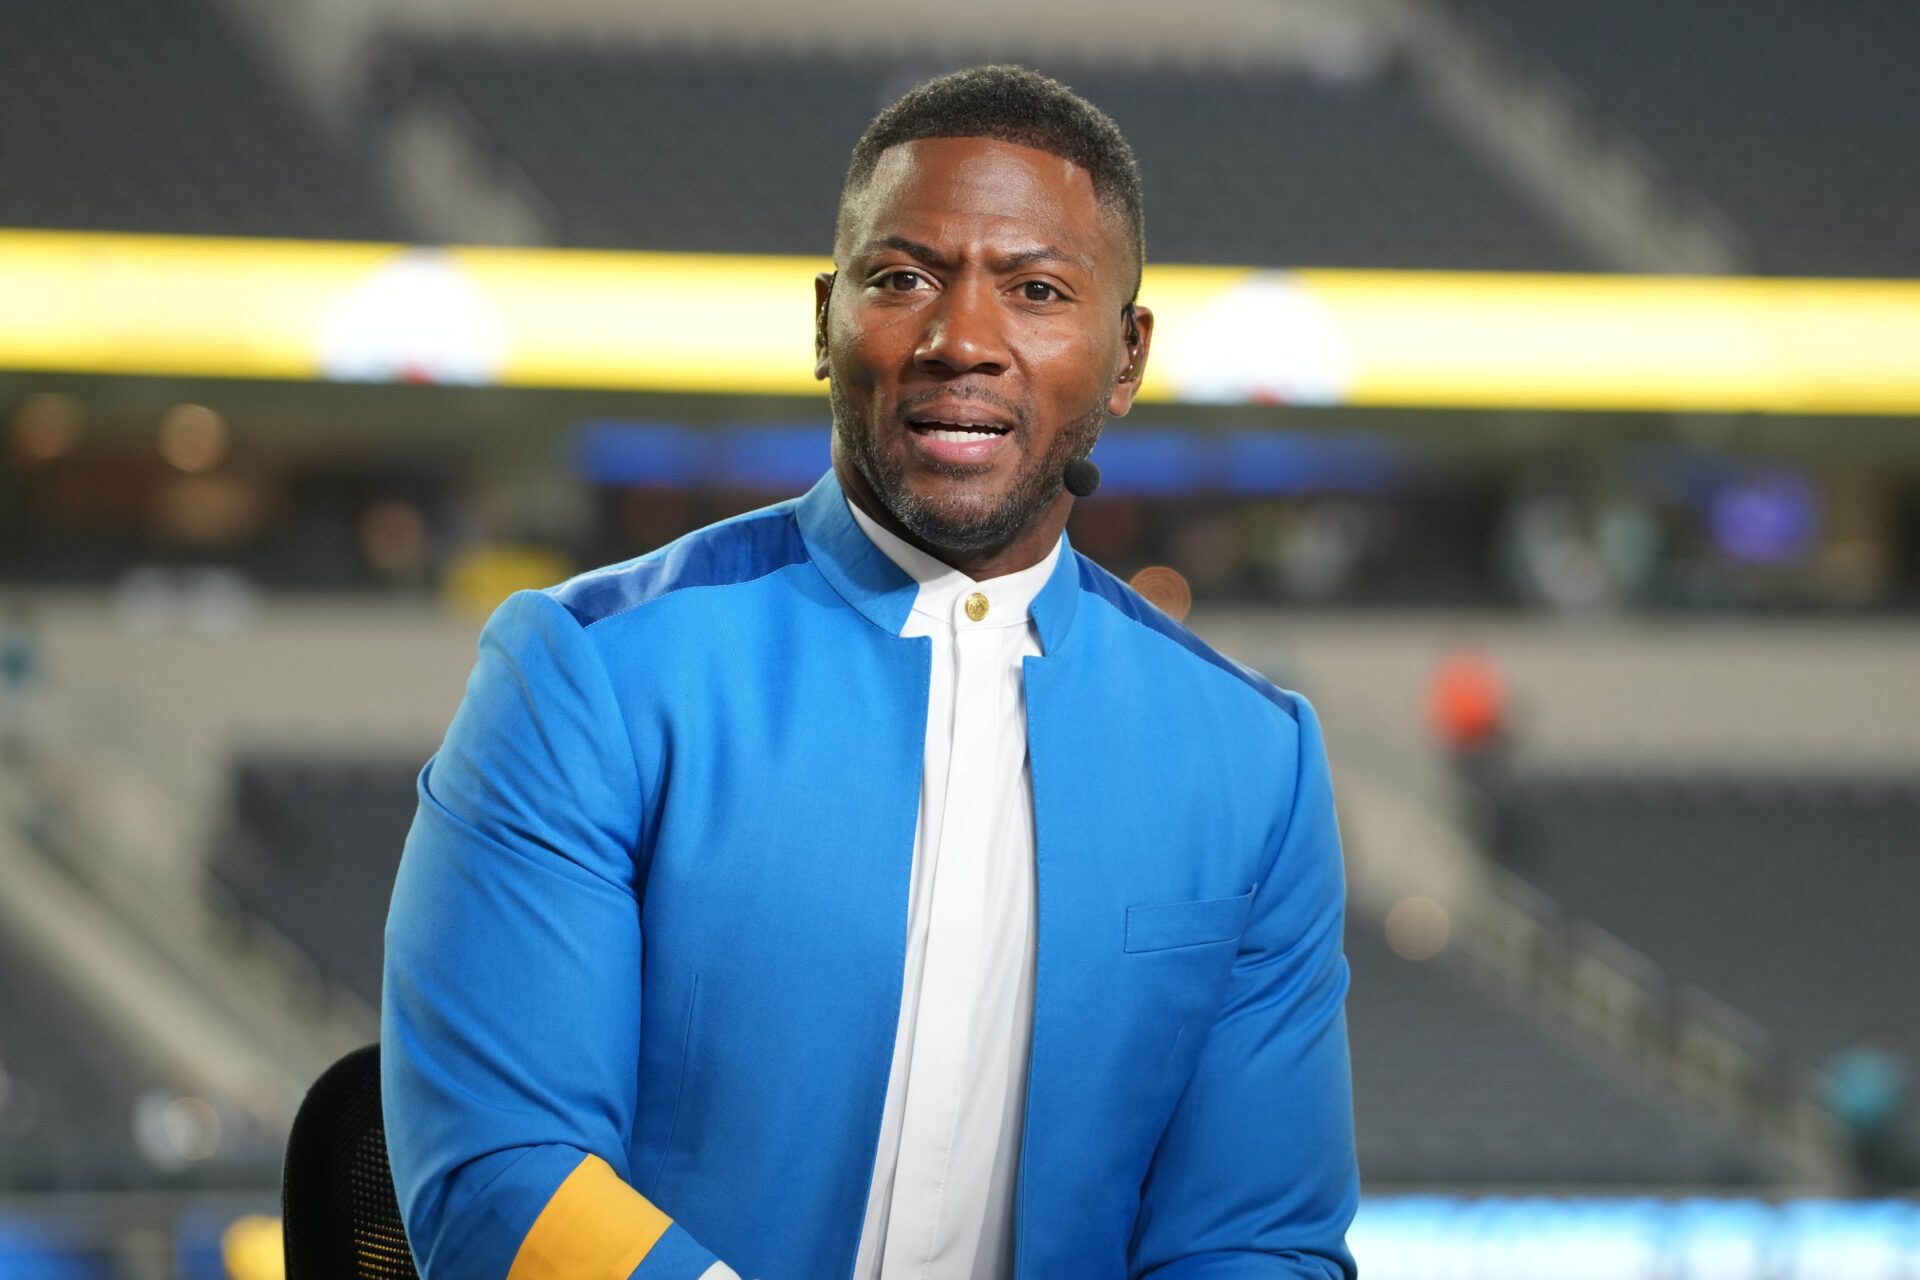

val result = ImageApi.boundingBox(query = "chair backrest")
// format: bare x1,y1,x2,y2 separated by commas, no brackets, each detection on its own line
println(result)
282,1042,419,1280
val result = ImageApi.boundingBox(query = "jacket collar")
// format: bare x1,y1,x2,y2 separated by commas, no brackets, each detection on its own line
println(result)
795,468,1083,654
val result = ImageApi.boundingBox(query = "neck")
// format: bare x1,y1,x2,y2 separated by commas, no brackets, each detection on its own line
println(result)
834,456,1069,580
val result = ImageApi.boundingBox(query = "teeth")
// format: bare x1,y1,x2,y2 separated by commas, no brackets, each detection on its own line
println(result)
915,418,1003,442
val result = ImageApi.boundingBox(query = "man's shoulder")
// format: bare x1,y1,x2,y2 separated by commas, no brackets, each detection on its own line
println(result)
544,496,812,630
1070,550,1300,725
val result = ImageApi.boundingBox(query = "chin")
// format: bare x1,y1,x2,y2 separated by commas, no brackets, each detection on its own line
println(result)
900,480,1047,556
905,494,995,538
907,471,1012,515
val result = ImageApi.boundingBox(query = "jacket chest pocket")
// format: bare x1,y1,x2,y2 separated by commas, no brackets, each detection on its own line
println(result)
1123,886,1255,953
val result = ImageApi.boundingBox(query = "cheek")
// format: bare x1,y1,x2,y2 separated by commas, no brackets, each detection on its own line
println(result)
836,313,921,389
1024,330,1110,407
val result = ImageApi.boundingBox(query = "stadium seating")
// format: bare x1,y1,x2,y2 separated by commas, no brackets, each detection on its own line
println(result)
207,750,1778,1188
0,0,402,240
1495,772,1920,1073
0,928,154,1189
397,43,1593,270
1344,909,1773,1186
14,0,1916,279
1459,0,1920,276
214,756,421,1007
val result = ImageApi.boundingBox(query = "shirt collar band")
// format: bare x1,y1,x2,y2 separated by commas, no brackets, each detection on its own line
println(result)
795,469,1082,652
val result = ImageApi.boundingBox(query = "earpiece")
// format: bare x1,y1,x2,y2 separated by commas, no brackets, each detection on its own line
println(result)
1120,302,1140,383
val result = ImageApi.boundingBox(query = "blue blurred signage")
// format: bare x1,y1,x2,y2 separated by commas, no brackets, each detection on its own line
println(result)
1352,1196,1920,1279
571,420,1400,497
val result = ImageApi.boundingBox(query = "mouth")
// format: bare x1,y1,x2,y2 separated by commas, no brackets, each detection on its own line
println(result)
908,417,1012,442
902,411,1014,465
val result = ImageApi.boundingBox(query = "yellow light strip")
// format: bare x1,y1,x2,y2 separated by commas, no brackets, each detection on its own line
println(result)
1294,270,1920,415
1,229,1917,414
0,231,393,379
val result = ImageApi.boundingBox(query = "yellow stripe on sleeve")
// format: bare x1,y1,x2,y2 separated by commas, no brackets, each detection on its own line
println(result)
506,1153,673,1280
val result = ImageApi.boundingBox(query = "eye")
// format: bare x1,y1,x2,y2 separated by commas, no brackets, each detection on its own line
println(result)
879,270,929,292
1018,280,1063,303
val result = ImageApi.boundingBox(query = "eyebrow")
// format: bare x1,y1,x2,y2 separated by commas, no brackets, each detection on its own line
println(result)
856,234,1090,274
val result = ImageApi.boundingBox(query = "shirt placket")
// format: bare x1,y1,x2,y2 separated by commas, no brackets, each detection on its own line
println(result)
880,599,1004,1278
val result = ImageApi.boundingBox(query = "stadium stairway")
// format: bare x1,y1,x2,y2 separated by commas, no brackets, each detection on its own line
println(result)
1388,0,1746,272
1346,903,1775,1187
0,887,178,1190
0,768,294,1188
1321,726,1833,1188
1454,0,1920,277
1193,609,1855,1189
0,695,376,1191
1488,769,1920,1186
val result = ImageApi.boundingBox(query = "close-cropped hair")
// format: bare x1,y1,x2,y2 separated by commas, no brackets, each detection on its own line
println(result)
836,64,1147,300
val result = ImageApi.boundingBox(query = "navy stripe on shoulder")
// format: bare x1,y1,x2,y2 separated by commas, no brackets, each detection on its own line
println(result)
548,503,809,627
1076,554,1299,721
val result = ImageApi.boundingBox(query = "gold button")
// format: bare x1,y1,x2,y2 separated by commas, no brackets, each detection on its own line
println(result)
964,592,989,621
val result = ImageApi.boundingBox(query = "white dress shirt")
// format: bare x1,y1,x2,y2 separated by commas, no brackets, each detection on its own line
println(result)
844,496,1062,1280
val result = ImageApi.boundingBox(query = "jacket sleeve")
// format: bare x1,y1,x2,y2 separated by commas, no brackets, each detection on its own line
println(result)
381,588,737,1280
1127,691,1360,1279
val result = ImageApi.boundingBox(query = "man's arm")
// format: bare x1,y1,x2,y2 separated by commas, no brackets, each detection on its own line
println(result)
382,589,737,1280
1126,691,1360,1280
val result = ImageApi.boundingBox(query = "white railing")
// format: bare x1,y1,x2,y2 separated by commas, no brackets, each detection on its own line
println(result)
1390,0,1750,274
381,89,559,246
0,720,376,1114
1323,689,1845,1186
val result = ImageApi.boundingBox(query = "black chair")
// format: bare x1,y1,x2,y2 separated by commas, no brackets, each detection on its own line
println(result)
283,1043,419,1279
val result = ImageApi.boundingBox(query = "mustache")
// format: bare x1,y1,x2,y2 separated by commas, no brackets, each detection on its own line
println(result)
894,385,1027,430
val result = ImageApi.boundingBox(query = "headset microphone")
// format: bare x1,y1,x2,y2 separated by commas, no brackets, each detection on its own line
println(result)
1063,457,1102,497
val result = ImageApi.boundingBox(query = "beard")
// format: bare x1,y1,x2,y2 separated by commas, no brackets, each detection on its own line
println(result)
831,379,1108,555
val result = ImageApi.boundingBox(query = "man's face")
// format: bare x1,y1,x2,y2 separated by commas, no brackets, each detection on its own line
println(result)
817,136,1151,557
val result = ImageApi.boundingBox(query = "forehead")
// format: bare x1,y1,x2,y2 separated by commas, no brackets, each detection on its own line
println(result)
845,136,1123,271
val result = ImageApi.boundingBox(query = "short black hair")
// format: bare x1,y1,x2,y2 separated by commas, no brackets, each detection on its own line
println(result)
836,65,1146,301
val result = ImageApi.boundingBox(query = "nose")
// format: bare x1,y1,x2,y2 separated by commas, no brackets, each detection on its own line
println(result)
913,278,1010,376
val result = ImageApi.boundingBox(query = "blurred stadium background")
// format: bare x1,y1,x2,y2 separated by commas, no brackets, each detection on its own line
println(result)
3,0,1919,1274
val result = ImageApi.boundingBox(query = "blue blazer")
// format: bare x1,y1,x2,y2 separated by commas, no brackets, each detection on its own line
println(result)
382,469,1359,1280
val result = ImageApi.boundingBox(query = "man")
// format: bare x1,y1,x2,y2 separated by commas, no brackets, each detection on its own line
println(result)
383,65,1359,1280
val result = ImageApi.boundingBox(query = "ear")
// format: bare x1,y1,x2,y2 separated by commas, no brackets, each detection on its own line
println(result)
814,271,837,380
1106,302,1154,417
